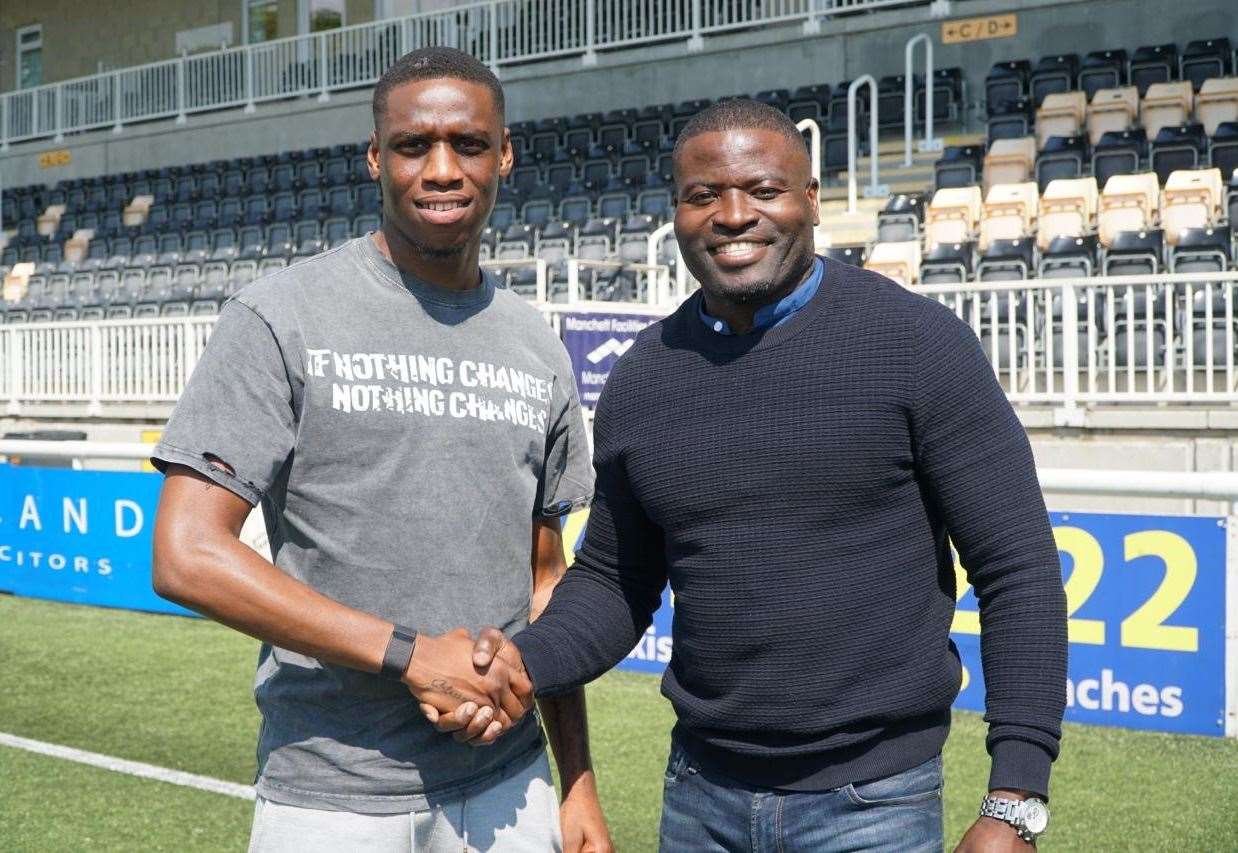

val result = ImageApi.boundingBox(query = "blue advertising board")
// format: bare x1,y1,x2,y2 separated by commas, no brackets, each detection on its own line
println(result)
560,312,660,408
954,512,1228,737
574,510,1231,737
0,466,191,616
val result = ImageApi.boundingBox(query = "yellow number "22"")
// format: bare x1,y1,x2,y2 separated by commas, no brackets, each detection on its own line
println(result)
951,528,1198,653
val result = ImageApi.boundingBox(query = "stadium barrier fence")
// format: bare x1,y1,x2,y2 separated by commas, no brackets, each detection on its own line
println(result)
0,0,934,149
5,271,1238,412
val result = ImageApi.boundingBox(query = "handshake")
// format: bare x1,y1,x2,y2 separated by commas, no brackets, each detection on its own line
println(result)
401,627,533,746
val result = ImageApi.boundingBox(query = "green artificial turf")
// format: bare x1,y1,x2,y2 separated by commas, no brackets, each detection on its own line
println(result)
1,596,1235,851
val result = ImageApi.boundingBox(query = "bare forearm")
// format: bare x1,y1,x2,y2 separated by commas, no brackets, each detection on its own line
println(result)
155,529,392,674
538,688,595,795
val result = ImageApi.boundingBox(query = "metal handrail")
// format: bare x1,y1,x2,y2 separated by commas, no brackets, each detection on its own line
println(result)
846,75,884,215
903,33,942,166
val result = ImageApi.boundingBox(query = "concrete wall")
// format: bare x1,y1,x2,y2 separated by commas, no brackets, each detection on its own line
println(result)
3,0,1235,189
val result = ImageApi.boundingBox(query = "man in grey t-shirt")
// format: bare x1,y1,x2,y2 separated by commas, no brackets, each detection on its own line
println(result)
151,48,611,852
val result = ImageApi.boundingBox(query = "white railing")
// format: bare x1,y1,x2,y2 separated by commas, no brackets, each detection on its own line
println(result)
2,316,214,412
0,0,932,148
918,271,1238,405
6,271,1238,411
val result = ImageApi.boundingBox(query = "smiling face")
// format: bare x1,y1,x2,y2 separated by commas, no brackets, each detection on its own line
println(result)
673,127,819,306
368,77,512,259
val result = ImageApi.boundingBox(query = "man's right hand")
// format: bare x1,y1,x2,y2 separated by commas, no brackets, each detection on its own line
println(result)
404,627,533,740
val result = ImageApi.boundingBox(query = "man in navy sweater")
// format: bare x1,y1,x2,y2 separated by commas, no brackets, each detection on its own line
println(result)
446,99,1067,851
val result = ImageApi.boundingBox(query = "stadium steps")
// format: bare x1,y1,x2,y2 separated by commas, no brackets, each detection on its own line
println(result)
830,134,986,201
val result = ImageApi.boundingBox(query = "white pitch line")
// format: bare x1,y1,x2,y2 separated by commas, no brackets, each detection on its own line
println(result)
0,731,255,801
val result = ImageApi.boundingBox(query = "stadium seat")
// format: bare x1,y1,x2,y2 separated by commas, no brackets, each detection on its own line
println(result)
1181,38,1232,91
1105,228,1164,275
864,241,921,286
1092,129,1147,187
1130,43,1178,96
934,145,983,190
1171,226,1230,273
1031,54,1079,106
986,60,1031,114
984,137,1037,190
926,187,982,246
1079,49,1128,100
1150,124,1207,183
987,97,1033,143
979,182,1039,251
1098,173,1161,246
1035,135,1086,190
1160,168,1224,244
877,194,924,243
1037,177,1099,250
1086,87,1139,145
1195,77,1238,136
1036,91,1087,150
920,242,973,284
1212,123,1238,182
1141,81,1194,141
1039,233,1099,278
822,245,866,268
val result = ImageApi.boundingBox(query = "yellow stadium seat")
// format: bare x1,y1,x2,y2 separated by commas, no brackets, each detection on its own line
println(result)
1036,91,1087,149
1086,87,1138,146
1036,177,1099,250
926,186,983,246
864,241,922,287
979,182,1039,251
1140,81,1194,141
1161,168,1224,244
123,194,154,228
983,137,1037,191
1196,77,1238,136
1098,173,1160,247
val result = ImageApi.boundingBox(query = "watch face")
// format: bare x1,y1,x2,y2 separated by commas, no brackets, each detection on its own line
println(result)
1022,800,1049,834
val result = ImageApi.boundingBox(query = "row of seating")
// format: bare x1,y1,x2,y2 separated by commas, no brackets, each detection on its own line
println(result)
3,259,287,322
920,169,1233,252
938,120,1238,192
985,37,1234,113
1030,78,1238,148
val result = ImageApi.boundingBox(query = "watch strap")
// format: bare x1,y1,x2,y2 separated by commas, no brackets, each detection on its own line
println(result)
980,796,1039,844
380,624,418,681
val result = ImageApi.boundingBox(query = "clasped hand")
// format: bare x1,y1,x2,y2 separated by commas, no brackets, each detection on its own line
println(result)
403,627,531,746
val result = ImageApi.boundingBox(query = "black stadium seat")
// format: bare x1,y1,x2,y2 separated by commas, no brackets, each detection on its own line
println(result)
1150,124,1206,184
1130,43,1178,96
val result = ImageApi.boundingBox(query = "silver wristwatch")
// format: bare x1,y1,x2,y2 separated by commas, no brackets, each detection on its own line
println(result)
979,795,1049,844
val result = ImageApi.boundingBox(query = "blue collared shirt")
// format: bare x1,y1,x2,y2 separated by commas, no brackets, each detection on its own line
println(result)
698,257,824,335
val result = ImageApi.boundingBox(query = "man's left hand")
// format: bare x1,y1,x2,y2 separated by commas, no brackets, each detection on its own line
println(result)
954,789,1039,852
954,817,1034,852
559,772,613,853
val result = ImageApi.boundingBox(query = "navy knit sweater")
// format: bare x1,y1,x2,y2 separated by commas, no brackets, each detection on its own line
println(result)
513,259,1067,798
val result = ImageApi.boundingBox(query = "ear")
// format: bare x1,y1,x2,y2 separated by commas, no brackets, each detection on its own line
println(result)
498,127,514,179
367,130,381,182
806,177,820,226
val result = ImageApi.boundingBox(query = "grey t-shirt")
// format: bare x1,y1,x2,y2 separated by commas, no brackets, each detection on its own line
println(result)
152,235,593,813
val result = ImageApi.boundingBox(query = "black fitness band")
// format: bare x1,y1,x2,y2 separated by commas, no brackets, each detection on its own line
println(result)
380,624,418,681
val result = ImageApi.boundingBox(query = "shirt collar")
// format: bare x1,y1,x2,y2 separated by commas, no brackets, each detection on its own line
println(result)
699,257,825,336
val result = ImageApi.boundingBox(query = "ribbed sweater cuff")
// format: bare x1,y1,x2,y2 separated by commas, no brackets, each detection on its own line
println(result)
988,738,1054,801
510,628,570,698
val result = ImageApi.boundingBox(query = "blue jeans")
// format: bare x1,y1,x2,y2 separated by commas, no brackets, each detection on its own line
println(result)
658,745,944,853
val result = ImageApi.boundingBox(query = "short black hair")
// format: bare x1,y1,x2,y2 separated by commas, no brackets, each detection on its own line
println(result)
372,47,505,128
672,97,807,166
